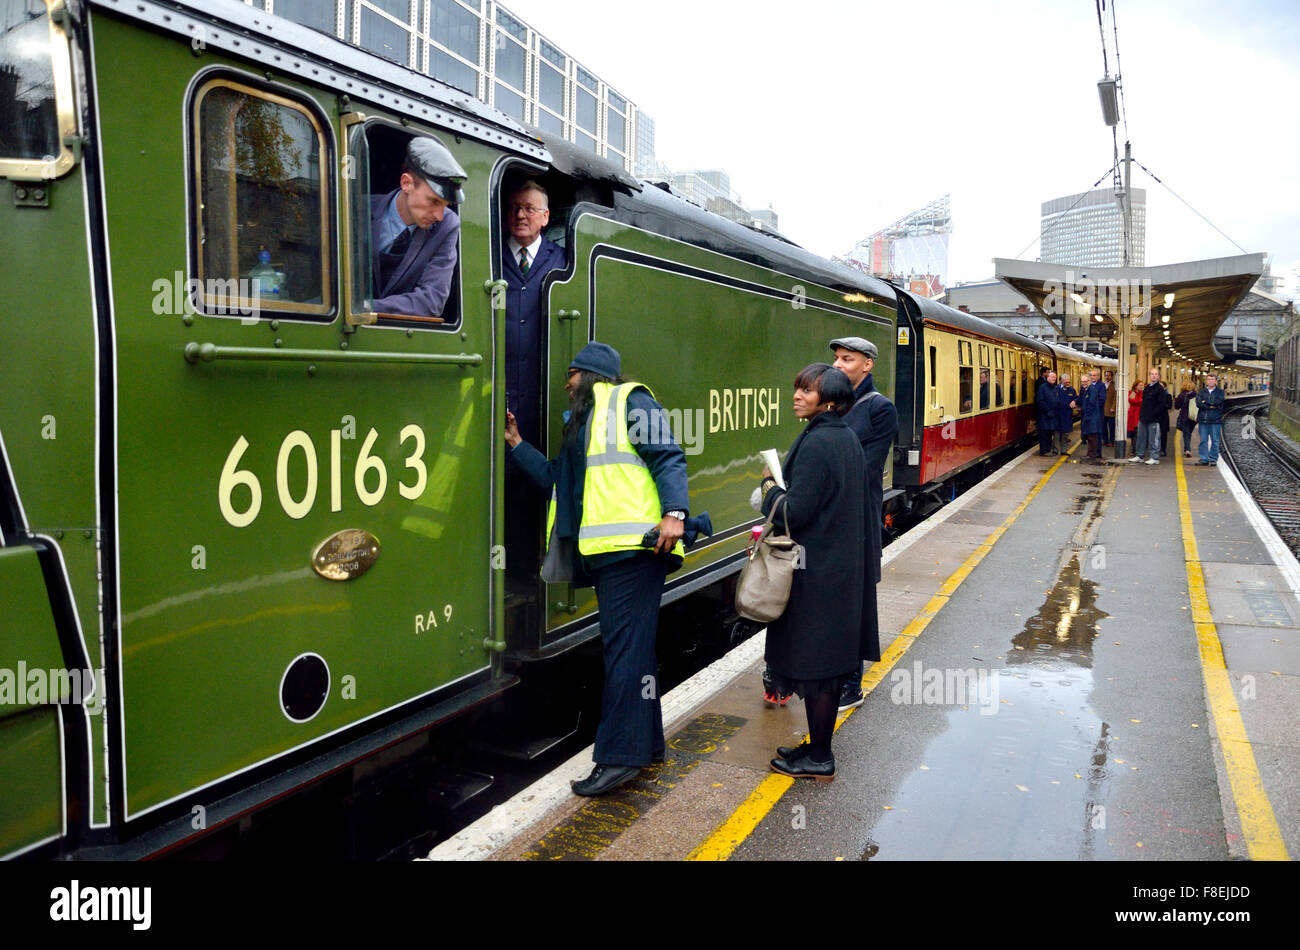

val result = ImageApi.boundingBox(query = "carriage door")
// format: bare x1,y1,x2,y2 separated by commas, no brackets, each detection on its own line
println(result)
104,70,494,819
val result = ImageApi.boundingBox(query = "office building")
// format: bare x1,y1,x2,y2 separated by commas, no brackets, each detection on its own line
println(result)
265,0,651,174
1039,187,1146,267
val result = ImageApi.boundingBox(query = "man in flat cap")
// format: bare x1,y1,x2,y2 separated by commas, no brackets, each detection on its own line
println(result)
830,336,897,711
369,136,467,317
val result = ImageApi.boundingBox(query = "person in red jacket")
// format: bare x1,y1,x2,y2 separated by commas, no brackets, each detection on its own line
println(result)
1126,380,1143,445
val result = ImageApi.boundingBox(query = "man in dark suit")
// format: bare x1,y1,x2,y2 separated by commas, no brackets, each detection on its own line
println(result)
369,136,467,317
503,181,565,447
829,336,898,711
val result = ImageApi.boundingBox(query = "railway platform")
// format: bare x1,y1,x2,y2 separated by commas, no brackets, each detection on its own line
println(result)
428,433,1297,862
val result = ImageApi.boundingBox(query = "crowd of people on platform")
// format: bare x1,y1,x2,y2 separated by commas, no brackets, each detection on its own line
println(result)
1036,363,1229,466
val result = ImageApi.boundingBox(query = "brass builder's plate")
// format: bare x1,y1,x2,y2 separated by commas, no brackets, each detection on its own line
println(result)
312,529,380,581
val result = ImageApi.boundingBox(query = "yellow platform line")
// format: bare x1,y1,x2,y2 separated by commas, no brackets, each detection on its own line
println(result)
1175,452,1289,860
687,443,1077,861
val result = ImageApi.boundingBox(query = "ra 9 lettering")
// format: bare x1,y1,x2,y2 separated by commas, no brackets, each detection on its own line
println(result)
218,425,429,527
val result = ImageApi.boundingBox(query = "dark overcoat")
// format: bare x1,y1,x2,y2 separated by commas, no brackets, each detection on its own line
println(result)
502,236,564,447
761,411,865,682
841,375,895,663
1081,380,1106,436
1036,380,1060,430
1056,386,1077,433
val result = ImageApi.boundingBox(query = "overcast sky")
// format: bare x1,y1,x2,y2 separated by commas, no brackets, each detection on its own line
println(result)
500,0,1300,293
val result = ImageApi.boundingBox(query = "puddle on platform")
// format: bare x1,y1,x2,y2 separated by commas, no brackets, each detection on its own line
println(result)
863,554,1116,860
1008,554,1109,667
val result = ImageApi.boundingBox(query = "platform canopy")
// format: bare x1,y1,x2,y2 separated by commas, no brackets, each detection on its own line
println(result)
993,254,1266,365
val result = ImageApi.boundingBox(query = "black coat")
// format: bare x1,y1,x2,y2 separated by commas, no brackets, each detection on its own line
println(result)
841,375,894,664
761,412,865,682
1139,382,1171,424
1036,380,1060,427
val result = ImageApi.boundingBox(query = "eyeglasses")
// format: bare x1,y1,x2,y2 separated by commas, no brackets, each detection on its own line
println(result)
510,204,547,217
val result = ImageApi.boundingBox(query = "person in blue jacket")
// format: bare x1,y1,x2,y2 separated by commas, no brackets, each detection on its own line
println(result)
502,181,566,575
369,137,465,317
1081,368,1107,462
503,180,566,448
505,342,690,797
1055,373,1078,454
1194,373,1227,465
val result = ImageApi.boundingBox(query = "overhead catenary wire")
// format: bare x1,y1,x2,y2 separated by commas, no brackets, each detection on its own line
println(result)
1110,0,1129,143
1094,0,1110,77
1131,157,1250,255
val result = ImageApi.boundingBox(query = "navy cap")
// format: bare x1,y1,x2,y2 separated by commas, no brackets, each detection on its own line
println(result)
569,341,621,379
829,336,878,359
405,136,468,204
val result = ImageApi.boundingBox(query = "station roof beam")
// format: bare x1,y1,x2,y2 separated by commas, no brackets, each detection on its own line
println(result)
992,254,1266,364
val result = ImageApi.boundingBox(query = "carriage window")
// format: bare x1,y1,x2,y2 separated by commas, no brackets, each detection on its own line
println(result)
193,80,332,317
0,0,77,180
1008,366,1017,405
978,345,990,411
958,340,973,414
928,345,938,409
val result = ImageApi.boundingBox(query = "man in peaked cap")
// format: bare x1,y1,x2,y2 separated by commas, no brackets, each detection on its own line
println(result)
829,335,897,711
369,136,467,317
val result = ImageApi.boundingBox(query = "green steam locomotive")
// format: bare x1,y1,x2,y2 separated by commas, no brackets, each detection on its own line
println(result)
0,0,899,857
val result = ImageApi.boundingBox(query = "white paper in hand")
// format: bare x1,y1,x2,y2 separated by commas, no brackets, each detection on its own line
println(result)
759,448,786,489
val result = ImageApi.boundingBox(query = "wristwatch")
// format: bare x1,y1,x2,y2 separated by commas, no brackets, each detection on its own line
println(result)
665,510,686,521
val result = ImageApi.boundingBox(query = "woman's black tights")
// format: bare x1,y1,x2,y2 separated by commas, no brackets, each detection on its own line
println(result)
805,688,838,763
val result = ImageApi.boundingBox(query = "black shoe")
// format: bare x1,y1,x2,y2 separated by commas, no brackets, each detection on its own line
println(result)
776,744,810,760
571,764,641,797
838,681,864,711
1196,459,1210,465
770,753,835,782
651,751,665,764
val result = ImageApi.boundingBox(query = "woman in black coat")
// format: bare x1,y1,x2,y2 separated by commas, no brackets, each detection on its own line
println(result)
757,364,865,782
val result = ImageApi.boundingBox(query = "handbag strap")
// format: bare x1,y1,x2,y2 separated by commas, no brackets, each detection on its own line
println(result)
764,493,790,537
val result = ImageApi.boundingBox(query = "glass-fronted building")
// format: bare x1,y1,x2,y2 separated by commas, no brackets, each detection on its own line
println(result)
262,0,652,174
1040,188,1146,268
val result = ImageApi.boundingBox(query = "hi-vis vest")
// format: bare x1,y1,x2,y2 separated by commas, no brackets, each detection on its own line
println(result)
547,381,686,559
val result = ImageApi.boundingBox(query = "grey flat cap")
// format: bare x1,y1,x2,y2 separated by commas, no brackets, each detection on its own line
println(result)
829,336,878,359
406,136,468,204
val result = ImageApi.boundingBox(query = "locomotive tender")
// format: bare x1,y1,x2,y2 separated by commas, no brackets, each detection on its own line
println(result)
0,0,1108,857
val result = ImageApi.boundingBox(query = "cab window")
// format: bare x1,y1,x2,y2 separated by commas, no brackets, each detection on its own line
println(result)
0,0,77,180
192,78,333,318
348,121,462,330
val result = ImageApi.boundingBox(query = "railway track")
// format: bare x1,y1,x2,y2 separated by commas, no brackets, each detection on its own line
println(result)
1221,405,1300,554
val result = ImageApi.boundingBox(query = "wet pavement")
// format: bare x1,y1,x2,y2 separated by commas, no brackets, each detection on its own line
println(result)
435,440,1298,862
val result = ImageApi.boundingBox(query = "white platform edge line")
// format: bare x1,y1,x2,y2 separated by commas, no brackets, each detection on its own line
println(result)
422,442,1047,861
1212,460,1300,605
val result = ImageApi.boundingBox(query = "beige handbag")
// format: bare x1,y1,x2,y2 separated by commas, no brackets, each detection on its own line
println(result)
735,496,802,623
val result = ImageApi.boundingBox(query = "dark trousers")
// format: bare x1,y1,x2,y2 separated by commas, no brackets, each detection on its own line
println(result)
1086,432,1101,458
591,553,669,766
1038,425,1054,454
1104,416,1116,444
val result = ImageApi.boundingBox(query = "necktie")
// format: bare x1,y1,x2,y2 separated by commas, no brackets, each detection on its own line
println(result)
519,247,529,275
388,227,412,259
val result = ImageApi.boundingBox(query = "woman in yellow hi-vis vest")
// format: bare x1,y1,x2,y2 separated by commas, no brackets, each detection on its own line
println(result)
506,342,691,797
